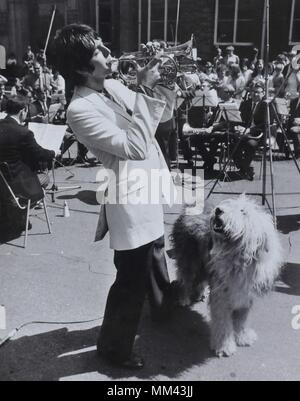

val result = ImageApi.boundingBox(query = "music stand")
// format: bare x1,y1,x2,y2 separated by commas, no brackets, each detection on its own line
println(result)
274,98,290,117
189,90,219,166
207,0,300,226
218,103,242,179
192,89,219,110
28,123,81,202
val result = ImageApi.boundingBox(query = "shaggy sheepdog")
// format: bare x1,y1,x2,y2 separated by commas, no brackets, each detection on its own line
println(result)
171,195,283,357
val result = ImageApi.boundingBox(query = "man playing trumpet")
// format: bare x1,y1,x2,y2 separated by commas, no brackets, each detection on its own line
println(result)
53,24,177,370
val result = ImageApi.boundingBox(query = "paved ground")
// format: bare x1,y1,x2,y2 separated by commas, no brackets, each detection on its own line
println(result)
0,152,300,381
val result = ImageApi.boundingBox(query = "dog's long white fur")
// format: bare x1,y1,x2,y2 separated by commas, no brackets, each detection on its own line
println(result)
172,195,283,357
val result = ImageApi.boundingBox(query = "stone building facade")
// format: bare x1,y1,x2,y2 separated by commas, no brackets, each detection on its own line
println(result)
0,0,299,64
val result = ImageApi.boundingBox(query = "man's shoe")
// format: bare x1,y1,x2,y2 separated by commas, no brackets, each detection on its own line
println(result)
99,350,145,370
118,354,145,370
239,167,255,181
203,158,217,172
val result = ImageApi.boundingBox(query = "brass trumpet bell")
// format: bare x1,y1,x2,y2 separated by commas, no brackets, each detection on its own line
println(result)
118,53,178,88
118,35,197,88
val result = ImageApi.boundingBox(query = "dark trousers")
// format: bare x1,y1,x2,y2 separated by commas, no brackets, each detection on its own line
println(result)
98,236,170,360
232,136,259,170
155,120,174,169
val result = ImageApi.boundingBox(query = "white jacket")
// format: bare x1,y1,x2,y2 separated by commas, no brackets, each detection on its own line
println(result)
67,79,175,250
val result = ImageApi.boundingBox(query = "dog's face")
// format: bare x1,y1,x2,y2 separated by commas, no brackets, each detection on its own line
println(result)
210,196,270,247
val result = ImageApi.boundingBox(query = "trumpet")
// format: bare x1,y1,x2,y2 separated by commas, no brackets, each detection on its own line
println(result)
118,52,178,88
117,35,198,88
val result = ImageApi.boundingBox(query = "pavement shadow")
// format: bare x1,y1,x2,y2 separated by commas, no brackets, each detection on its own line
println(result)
276,263,300,296
57,190,98,206
277,214,300,234
0,308,211,381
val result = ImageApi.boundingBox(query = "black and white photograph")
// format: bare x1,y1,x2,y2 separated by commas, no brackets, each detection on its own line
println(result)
0,0,300,383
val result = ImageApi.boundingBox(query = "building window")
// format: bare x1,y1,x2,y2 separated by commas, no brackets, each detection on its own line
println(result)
32,0,66,50
0,0,8,36
290,0,300,44
151,0,165,40
214,0,263,46
98,0,112,45
140,0,178,44
66,0,78,24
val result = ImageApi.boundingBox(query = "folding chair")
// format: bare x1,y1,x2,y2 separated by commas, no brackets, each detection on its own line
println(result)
0,162,52,248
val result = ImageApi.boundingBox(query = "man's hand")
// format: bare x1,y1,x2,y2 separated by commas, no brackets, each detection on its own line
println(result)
136,53,162,89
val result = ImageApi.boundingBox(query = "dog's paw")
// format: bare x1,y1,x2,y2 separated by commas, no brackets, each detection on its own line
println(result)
211,337,237,358
235,328,257,347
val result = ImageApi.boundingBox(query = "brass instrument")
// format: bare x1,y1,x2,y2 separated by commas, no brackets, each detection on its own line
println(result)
118,52,177,88
182,122,209,137
118,35,198,88
291,45,300,71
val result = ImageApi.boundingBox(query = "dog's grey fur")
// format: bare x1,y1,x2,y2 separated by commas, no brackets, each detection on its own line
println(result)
171,195,283,357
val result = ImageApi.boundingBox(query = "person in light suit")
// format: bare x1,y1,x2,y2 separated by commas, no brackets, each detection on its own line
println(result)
54,24,176,370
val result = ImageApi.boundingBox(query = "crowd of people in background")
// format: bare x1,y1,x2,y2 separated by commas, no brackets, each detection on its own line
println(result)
0,46,97,164
1,47,67,136
114,42,300,179
1,42,300,177
1,46,66,113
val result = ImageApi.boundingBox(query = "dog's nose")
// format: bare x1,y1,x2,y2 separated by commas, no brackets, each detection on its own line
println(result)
215,208,223,216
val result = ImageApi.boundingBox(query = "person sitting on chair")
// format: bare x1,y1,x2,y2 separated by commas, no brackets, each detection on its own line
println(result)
186,81,220,172
288,96,300,159
0,95,55,236
27,87,49,123
193,84,258,178
238,82,278,179
0,81,8,111
187,84,238,174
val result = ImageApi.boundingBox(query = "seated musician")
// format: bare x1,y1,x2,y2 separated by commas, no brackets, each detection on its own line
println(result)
27,87,49,123
0,95,55,238
238,82,278,179
181,84,238,173
190,83,266,179
0,81,8,112
197,84,244,174
288,96,300,159
187,81,219,172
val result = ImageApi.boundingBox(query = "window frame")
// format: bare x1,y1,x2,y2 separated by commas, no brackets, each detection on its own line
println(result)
214,0,256,46
95,0,113,47
289,0,300,45
138,0,174,44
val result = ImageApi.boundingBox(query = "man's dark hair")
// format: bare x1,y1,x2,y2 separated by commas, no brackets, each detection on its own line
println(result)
4,95,29,115
53,24,100,87
253,82,265,91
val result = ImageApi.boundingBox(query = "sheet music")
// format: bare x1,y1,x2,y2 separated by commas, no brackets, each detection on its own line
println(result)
29,123,67,154
48,103,62,123
274,98,289,116
192,89,219,108
219,102,242,123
